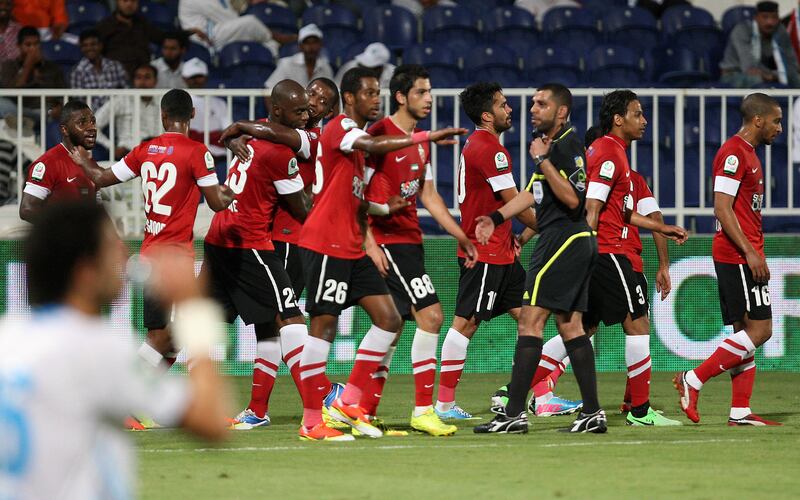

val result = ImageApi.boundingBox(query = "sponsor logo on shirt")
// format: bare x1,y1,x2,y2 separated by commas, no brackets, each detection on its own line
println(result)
599,160,615,180
352,175,365,199
144,218,166,236
148,145,159,154
400,178,420,198
494,152,509,171
724,155,739,174
31,162,45,181
167,146,174,155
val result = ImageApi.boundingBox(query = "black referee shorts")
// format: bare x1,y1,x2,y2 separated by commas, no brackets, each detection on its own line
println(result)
714,261,772,325
380,243,440,321
583,253,648,328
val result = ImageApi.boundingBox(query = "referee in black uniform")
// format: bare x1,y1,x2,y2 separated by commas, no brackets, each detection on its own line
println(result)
473,83,606,434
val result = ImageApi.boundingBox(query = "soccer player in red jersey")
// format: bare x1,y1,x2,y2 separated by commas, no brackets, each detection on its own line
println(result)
296,67,465,441
69,89,234,376
359,65,477,436
583,90,686,426
434,82,537,420
675,93,782,426
20,100,98,222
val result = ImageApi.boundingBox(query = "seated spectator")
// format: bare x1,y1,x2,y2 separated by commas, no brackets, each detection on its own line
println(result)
0,26,65,120
335,42,395,90
784,0,800,66
392,0,455,18
721,1,800,87
96,0,164,79
0,0,21,62
183,57,231,177
70,29,129,109
515,0,579,19
178,0,295,57
152,31,187,89
12,0,67,42
94,63,160,159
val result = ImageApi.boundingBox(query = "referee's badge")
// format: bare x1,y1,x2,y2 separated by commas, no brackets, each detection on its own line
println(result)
574,156,584,169
569,168,586,191
532,181,544,203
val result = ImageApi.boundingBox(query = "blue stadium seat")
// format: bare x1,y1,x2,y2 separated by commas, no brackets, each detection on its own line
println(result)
184,42,212,66
218,42,274,71
525,45,581,85
279,43,299,58
245,4,297,33
457,0,498,18
483,7,539,47
464,44,518,72
41,40,82,76
480,67,523,87
66,1,109,34
363,6,417,51
661,6,722,53
426,66,460,88
722,5,756,34
653,46,711,87
403,43,458,72
422,6,480,53
601,7,658,50
542,7,599,53
302,4,358,30
585,44,643,87
139,2,176,32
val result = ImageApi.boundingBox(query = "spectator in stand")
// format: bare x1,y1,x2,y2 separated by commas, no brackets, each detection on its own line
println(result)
94,63,161,159
721,0,800,88
0,26,65,119
335,42,395,89
12,0,67,42
392,0,455,18
783,0,800,66
182,57,231,179
96,0,163,79
70,29,129,109
0,0,21,62
178,0,295,57
152,31,187,89
515,0,578,19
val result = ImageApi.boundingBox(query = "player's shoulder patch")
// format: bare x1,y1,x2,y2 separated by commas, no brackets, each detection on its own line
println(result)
31,161,46,181
288,157,299,176
599,160,615,180
341,118,358,131
723,154,739,175
204,150,215,171
494,151,509,171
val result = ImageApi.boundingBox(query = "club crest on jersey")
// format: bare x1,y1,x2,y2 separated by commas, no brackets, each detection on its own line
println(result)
31,162,45,181
288,157,299,176
204,151,215,171
569,168,586,191
495,152,509,171
341,118,358,131
599,160,615,180
724,155,739,174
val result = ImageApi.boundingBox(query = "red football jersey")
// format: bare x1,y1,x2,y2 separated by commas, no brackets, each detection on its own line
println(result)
365,117,432,245
23,143,96,202
712,135,764,264
111,132,219,255
622,170,659,273
457,129,516,265
205,138,303,250
273,127,319,245
299,114,370,259
586,134,634,254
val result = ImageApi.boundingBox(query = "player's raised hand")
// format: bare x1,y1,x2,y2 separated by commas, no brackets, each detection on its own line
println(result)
746,250,770,283
387,195,411,214
661,224,688,244
429,127,468,145
459,237,479,268
226,135,252,163
474,215,495,245
656,266,672,300
68,145,92,166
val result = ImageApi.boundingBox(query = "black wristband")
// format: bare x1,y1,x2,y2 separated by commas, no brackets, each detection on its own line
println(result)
489,210,505,226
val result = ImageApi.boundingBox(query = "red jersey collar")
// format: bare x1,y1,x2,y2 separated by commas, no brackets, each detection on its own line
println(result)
603,133,627,151
732,134,755,152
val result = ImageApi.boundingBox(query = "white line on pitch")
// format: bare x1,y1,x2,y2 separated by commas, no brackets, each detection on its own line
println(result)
140,438,751,454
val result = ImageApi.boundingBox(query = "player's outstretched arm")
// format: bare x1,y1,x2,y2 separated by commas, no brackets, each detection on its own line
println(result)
647,211,672,300
201,184,235,212
419,179,478,267
474,189,536,245
714,191,769,283
353,127,467,156
68,145,124,188
499,187,537,230
220,121,310,161
629,212,687,244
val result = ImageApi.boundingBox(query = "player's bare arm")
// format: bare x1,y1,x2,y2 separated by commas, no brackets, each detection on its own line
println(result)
201,184,235,212
352,127,467,156
531,137,580,209
68,145,124,188
19,193,46,223
499,186,537,230
419,179,478,267
221,120,310,162
474,190,536,245
715,191,769,283
364,227,389,277
647,210,672,300
629,211,687,244
585,198,604,230
282,189,311,222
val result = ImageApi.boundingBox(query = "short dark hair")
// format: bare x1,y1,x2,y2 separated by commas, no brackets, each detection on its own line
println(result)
163,30,189,49
309,76,340,109
389,64,430,113
599,89,639,135
135,63,158,79
60,100,91,126
460,81,503,126
24,201,109,307
79,29,101,44
161,88,193,121
341,67,376,99
537,83,572,115
17,26,39,46
584,125,603,149
740,92,780,121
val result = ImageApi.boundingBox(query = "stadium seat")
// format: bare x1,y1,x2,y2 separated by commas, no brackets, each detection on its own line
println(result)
661,6,723,53
542,7,599,53
362,6,418,51
302,4,358,30
585,44,643,87
245,4,297,33
41,40,82,76
279,43,299,58
66,1,109,34
218,42,274,72
426,66,461,88
722,5,756,34
184,42,212,66
139,2,176,32
601,7,658,51
653,46,712,87
422,6,480,54
524,45,581,86
457,0,498,18
464,44,518,72
403,43,458,72
483,6,537,45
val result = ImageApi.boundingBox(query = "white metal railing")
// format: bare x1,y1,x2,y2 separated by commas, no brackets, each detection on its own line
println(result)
1,87,798,237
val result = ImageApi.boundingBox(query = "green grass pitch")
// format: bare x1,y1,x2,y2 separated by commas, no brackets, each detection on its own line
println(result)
136,372,800,499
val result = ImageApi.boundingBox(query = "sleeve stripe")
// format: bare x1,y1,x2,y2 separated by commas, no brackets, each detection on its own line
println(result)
339,128,369,153
364,166,375,186
274,176,304,194
424,163,433,181
637,196,660,216
714,176,740,196
23,183,50,200
196,173,219,187
296,129,311,160
586,182,611,202
487,173,516,192
110,159,136,182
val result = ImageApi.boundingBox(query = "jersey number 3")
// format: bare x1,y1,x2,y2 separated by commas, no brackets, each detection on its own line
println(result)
141,161,177,216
